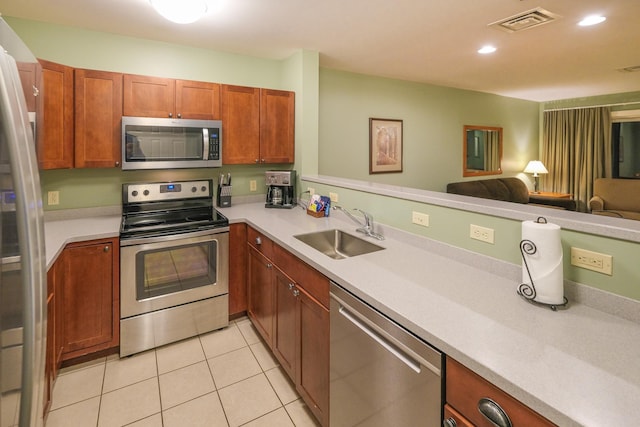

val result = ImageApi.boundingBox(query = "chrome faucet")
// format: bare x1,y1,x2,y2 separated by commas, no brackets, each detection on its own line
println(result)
333,205,384,240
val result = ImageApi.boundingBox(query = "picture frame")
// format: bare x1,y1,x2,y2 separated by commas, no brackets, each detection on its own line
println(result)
369,118,403,174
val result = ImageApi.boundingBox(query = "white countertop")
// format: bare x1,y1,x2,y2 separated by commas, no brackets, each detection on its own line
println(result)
44,204,640,427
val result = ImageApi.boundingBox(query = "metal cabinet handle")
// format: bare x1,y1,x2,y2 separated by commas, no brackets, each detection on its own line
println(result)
288,283,295,290
168,112,173,118
32,85,39,97
104,246,110,252
177,113,182,118
115,161,120,167
292,289,300,297
255,236,262,245
442,418,457,427
255,159,259,163
266,263,272,269
477,398,512,427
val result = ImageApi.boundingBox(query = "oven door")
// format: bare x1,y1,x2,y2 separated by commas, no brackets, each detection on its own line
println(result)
120,229,229,319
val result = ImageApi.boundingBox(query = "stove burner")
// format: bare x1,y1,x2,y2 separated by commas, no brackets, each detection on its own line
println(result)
120,179,228,240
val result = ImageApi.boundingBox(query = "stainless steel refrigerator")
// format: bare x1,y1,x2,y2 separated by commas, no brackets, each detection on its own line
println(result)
0,18,47,427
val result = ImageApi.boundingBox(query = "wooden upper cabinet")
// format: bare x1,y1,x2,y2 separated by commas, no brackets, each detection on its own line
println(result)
123,74,175,118
38,60,74,170
124,74,220,119
16,61,40,112
74,69,123,168
221,84,261,164
175,79,220,120
260,89,295,163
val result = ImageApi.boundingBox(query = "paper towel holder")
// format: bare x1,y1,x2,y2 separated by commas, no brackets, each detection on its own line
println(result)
517,217,569,311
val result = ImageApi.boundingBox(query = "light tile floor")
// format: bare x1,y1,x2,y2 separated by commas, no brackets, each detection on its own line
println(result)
46,317,320,427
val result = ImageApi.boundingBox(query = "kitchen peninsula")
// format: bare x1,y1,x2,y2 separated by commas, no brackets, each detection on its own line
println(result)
44,203,640,427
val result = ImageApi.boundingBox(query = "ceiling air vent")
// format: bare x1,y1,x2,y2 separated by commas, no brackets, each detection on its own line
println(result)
489,7,561,33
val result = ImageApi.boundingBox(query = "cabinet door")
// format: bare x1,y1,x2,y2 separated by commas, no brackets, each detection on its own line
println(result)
273,268,297,379
296,287,329,426
247,245,275,346
229,223,247,318
16,61,39,112
221,84,260,164
176,79,220,120
62,238,119,358
260,89,294,163
74,69,123,168
38,60,74,169
123,74,175,118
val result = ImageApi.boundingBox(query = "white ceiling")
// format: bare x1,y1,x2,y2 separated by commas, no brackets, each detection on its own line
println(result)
1,0,639,102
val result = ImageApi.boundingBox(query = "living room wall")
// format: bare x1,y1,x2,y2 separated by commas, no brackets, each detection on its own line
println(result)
318,68,541,192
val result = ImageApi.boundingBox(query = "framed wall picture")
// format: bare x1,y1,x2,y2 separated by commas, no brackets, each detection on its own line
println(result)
369,118,403,174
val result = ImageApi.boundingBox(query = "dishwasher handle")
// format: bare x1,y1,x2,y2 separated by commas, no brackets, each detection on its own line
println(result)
338,305,423,374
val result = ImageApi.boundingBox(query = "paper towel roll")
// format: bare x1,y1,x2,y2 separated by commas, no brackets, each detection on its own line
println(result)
520,219,564,305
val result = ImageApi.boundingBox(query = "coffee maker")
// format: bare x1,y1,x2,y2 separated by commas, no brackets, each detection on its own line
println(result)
265,170,296,209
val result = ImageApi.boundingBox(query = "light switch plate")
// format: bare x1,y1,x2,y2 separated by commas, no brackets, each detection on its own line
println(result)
249,180,257,192
47,191,59,206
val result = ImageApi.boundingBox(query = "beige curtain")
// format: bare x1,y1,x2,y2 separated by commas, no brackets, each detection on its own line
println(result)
484,131,501,171
541,107,612,212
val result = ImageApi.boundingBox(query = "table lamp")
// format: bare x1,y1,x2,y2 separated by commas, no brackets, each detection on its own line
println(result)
524,160,548,194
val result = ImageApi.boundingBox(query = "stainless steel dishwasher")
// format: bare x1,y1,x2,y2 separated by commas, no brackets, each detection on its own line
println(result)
330,282,443,426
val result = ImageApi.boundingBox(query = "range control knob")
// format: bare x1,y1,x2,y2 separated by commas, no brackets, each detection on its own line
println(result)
143,190,150,196
131,190,138,197
191,186,197,192
201,186,207,192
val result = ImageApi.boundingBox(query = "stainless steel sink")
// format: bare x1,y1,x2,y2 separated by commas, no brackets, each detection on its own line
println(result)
294,229,385,259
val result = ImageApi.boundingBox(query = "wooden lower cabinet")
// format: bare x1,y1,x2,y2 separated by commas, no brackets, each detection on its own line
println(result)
60,238,120,361
445,357,556,427
247,244,275,346
246,227,329,426
228,223,248,318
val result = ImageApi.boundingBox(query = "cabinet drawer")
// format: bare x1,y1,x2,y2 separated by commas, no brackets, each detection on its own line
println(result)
446,358,555,427
273,245,329,309
443,404,474,427
247,226,274,259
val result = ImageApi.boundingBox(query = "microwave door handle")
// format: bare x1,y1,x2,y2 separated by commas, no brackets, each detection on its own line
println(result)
202,128,209,160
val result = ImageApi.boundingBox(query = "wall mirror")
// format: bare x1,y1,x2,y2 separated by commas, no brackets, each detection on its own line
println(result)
463,125,503,177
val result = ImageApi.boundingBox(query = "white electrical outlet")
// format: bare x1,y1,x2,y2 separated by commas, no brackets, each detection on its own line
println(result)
249,180,257,192
307,187,315,195
571,247,613,275
411,211,429,227
47,191,60,206
470,224,494,244
329,192,339,202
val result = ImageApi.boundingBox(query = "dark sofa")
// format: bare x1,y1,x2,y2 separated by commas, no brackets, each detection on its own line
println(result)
446,177,577,211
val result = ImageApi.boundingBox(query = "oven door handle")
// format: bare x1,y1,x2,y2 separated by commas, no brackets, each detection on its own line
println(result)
120,226,229,246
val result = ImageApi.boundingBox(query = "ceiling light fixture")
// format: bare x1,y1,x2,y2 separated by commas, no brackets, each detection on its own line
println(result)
578,15,606,26
150,0,208,24
478,45,497,54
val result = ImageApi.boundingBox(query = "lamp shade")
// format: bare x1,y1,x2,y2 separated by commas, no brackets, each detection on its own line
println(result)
150,0,208,24
523,160,548,175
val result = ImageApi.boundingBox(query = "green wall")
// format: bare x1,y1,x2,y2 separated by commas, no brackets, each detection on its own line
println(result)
7,17,318,209
318,69,540,192
8,17,640,302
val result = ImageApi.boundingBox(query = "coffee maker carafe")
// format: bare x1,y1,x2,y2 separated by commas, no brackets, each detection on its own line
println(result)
265,170,296,209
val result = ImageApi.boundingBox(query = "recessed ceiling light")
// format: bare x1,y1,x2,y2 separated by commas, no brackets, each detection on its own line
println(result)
150,0,208,24
478,46,497,54
578,15,606,26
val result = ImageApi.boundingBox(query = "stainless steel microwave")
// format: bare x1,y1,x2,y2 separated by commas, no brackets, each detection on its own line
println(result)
121,116,222,170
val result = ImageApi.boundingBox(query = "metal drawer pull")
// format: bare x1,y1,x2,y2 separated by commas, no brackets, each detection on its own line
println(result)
104,246,110,252
442,417,457,427
255,236,262,245
478,398,512,427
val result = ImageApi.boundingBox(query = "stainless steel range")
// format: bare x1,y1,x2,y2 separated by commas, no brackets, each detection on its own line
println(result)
119,179,229,357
